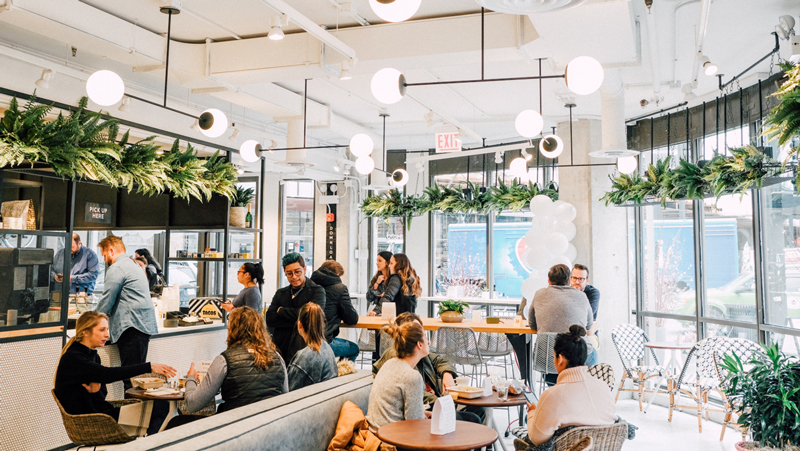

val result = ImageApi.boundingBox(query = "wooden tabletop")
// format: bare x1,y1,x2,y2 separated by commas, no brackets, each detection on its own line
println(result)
452,391,527,407
126,387,184,401
377,419,498,450
644,341,694,350
344,316,537,334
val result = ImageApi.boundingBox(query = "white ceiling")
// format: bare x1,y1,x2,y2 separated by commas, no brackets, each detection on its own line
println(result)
0,0,795,177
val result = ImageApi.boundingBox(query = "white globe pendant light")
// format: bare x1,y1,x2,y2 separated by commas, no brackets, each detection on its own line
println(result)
616,156,638,174
369,0,421,22
371,68,406,105
355,156,375,175
349,133,374,157
540,135,564,158
240,140,263,163
86,70,125,106
515,110,544,138
565,56,604,95
391,168,409,187
198,108,228,138
509,157,527,177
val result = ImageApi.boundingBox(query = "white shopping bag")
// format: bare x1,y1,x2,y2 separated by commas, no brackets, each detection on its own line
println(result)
430,395,456,435
381,302,396,320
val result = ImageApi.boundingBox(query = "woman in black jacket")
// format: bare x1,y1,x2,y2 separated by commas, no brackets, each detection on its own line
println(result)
135,248,163,292
310,260,359,361
367,251,392,316
382,253,422,315
54,311,176,435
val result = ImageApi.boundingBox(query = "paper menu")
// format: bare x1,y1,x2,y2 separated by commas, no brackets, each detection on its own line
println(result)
482,376,493,396
430,395,456,435
381,302,396,320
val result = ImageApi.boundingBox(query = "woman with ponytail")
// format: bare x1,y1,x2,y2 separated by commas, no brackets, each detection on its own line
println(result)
287,303,338,391
222,262,265,313
54,311,176,435
525,325,616,445
366,318,430,434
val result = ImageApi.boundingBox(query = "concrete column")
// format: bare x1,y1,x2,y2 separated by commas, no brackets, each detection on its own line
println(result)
558,118,632,392
406,160,429,309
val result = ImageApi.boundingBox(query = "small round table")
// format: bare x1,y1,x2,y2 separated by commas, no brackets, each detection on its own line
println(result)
642,341,694,413
126,387,184,432
454,392,527,451
377,419,498,451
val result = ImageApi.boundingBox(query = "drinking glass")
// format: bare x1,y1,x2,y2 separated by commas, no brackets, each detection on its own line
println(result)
496,380,510,401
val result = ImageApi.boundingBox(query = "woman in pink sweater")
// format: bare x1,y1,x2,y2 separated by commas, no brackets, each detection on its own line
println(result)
527,325,617,445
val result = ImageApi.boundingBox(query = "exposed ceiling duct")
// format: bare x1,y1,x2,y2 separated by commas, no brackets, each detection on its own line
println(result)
590,68,638,158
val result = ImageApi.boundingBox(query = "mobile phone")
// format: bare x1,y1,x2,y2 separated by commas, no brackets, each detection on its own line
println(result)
523,390,536,404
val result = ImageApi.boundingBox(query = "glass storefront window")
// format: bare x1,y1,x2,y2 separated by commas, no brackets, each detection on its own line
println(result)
432,211,487,299
374,217,404,254
492,211,533,299
281,180,314,287
761,180,800,330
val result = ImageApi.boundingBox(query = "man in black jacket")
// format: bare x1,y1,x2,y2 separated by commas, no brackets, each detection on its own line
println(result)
265,253,326,363
310,260,360,361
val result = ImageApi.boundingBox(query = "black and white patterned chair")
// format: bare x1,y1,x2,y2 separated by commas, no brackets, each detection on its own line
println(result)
713,337,763,442
668,337,725,433
589,363,616,391
610,324,669,411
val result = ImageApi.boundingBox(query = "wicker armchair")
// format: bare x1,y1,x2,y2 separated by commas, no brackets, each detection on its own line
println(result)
610,324,668,411
52,390,139,447
555,423,627,451
713,337,763,441
668,337,725,433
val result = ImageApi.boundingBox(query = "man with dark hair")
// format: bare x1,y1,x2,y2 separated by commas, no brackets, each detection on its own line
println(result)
265,252,326,362
528,264,598,367
52,233,100,294
571,264,600,321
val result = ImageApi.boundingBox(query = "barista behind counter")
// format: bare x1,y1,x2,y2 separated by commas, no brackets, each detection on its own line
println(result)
52,233,100,294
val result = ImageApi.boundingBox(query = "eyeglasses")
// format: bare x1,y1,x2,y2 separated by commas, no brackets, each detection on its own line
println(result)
570,276,587,282
285,269,304,278
237,270,245,274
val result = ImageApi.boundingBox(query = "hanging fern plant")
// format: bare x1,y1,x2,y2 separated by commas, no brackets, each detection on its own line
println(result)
762,62,800,147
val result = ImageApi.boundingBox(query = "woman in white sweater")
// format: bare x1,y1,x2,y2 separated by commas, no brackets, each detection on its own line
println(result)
527,325,617,445
366,319,431,434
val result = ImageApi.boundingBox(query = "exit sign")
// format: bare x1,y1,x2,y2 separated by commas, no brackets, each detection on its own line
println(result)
436,132,462,153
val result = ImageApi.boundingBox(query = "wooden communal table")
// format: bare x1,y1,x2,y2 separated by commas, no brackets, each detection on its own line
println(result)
126,387,184,432
453,392,527,451
377,419,498,451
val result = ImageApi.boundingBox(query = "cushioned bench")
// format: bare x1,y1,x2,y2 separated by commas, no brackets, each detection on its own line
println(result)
112,370,373,451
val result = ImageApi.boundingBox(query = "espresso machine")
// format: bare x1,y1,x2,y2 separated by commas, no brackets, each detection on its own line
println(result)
0,248,54,325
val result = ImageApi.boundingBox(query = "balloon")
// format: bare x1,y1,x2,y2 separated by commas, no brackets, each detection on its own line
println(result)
564,243,578,262
556,221,576,241
526,251,550,271
530,195,554,216
539,215,558,232
523,229,537,247
546,232,569,256
552,254,572,267
554,202,577,222
521,277,538,300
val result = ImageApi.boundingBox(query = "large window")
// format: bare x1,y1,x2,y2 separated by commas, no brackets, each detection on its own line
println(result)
492,211,534,299
281,180,314,287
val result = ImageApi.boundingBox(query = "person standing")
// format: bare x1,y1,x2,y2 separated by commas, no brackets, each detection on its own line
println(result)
134,248,163,293
265,253,326,363
367,251,392,316
95,236,158,389
571,264,599,321
310,260,359,361
381,253,421,316
222,263,264,314
52,233,100,294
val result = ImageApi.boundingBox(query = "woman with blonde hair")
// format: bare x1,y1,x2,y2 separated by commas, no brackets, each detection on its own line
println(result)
382,253,422,315
54,311,176,435
168,307,288,428
287,303,337,391
366,318,430,434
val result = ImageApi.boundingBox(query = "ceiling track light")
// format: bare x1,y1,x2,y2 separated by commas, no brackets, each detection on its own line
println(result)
268,15,286,41
776,15,796,40
228,128,240,142
699,55,718,76
118,96,131,112
340,60,353,80
35,69,54,89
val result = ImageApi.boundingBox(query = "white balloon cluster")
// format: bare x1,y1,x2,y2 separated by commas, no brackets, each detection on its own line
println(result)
520,195,578,301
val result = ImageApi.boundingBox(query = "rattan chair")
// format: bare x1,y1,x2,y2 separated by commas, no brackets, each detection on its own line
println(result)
610,324,668,411
438,326,489,380
532,332,558,395
514,436,594,451
554,423,627,451
588,363,616,391
668,337,726,432
52,390,139,447
713,337,763,441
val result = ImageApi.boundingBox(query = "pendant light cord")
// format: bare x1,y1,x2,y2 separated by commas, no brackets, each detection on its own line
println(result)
164,10,172,107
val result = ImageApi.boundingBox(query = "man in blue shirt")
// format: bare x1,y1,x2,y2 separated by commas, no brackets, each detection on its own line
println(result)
52,233,100,294
95,235,158,389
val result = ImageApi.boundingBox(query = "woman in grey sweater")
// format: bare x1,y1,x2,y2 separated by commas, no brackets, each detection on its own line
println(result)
287,303,338,391
222,263,264,314
366,319,430,434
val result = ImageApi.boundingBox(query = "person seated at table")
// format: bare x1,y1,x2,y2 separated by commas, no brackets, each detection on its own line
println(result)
54,311,177,436
168,307,288,428
525,325,616,446
287,303,338,391
222,262,265,314
372,312,485,424
529,264,598,368
366,318,430,434
310,260,359,361
265,252,326,363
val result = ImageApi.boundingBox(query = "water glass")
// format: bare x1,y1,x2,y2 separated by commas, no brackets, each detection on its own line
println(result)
496,381,510,401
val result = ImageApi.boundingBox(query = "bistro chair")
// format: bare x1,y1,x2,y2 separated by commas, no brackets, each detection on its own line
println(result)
532,332,558,396
52,390,139,447
610,324,668,411
668,337,726,433
477,332,514,379
356,329,376,368
588,363,616,391
438,326,489,381
554,423,628,451
713,337,763,442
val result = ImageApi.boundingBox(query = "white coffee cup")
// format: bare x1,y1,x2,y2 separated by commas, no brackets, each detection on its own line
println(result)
455,376,471,386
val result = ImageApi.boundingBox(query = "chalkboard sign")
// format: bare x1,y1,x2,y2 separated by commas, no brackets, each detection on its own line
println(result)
84,202,112,224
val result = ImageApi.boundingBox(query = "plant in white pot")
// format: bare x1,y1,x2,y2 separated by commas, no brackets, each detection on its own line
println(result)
438,299,469,323
229,185,255,228
720,344,800,451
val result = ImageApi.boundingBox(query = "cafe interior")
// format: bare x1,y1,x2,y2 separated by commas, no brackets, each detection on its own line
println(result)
1,0,799,450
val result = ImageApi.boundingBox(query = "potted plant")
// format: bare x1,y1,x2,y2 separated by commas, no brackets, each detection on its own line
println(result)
438,299,469,323
720,344,800,451
229,185,255,228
